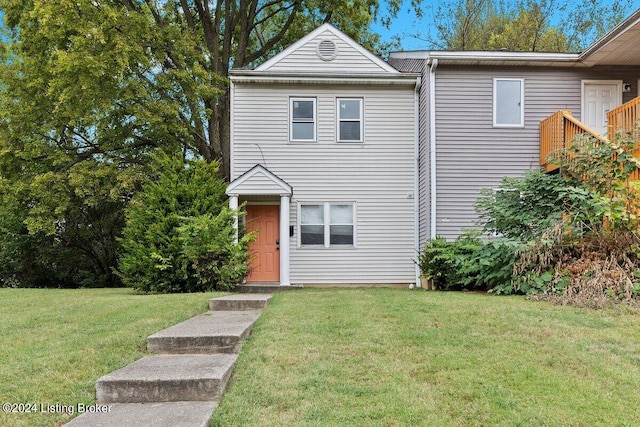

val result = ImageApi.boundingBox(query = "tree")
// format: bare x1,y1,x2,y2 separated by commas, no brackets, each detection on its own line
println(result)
422,0,631,52
0,160,135,287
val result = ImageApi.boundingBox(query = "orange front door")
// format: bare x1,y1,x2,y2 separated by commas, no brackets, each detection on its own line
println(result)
246,205,280,282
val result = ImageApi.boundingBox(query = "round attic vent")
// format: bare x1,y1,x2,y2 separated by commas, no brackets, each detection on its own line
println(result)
316,39,338,61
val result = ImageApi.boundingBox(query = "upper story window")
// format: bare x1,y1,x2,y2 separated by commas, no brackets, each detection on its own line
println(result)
299,202,355,247
337,98,363,142
290,97,316,141
493,78,524,127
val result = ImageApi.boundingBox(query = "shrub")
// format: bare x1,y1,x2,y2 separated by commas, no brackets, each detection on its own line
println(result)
178,211,250,292
475,169,569,241
417,236,460,289
418,233,521,293
461,237,523,294
118,153,250,293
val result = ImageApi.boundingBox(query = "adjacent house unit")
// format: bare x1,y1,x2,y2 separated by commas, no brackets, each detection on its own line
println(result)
228,9,640,287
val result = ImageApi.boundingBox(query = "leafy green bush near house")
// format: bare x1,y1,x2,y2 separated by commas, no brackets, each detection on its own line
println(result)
475,170,569,241
118,153,251,293
417,233,521,293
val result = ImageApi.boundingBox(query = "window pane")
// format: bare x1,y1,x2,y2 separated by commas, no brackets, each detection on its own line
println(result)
301,225,324,245
301,205,323,224
292,122,314,140
496,80,522,125
339,100,360,119
293,100,314,119
339,122,361,141
330,225,353,245
330,205,353,224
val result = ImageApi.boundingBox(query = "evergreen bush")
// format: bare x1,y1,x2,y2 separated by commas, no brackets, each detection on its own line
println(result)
118,153,251,292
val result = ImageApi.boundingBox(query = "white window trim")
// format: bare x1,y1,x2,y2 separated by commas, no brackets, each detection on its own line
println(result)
297,201,357,248
290,97,316,142
336,98,364,142
493,78,525,128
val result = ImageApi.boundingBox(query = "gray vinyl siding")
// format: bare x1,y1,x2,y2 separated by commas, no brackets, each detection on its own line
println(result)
263,29,391,74
231,83,416,284
433,65,640,239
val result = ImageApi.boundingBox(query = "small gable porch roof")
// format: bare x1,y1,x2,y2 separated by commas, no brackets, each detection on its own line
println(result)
226,164,292,197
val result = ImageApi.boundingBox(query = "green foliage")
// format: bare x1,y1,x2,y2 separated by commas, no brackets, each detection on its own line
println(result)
0,161,132,288
118,153,249,293
475,169,569,241
418,232,520,292
550,132,640,232
417,236,464,289
178,211,251,292
461,237,523,294
424,0,630,51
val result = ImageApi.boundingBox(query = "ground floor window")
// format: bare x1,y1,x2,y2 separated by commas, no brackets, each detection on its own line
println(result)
299,202,355,247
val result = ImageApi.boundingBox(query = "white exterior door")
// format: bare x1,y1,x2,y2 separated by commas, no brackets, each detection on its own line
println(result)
582,81,622,136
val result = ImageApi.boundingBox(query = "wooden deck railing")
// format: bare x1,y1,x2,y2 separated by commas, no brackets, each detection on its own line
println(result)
607,96,640,140
607,97,640,180
540,104,640,180
539,110,606,173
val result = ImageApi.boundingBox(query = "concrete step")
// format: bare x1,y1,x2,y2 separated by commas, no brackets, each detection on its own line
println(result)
96,354,237,404
64,401,217,427
147,311,262,354
209,293,273,311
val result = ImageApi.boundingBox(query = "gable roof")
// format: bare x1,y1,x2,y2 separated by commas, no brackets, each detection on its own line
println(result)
254,23,399,74
580,8,640,66
226,164,292,197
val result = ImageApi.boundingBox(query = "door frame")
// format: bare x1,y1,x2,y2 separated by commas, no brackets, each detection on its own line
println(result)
245,203,280,283
581,79,623,134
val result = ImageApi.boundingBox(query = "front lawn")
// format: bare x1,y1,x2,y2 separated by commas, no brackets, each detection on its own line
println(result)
0,288,222,427
213,288,640,426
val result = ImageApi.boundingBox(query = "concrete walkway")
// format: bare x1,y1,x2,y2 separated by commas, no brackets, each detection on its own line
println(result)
65,294,272,427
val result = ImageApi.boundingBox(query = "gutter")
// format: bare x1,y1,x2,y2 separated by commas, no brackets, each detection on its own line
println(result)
229,72,420,86
429,58,438,239
413,76,422,288
390,50,581,67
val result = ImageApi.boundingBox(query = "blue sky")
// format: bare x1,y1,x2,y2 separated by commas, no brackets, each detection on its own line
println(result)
371,0,640,51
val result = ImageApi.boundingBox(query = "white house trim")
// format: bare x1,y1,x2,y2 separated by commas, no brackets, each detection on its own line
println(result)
279,196,291,286
229,73,420,86
226,164,293,197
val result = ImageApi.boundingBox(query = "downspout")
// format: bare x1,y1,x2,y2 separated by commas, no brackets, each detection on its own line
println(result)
413,76,422,288
229,80,236,180
429,58,438,239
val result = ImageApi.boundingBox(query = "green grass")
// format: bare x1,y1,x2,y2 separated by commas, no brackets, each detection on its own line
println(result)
213,288,640,426
0,288,223,427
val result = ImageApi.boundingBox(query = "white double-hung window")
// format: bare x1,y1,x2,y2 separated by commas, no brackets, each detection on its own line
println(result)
300,203,355,247
493,78,524,127
290,97,316,141
337,98,363,142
